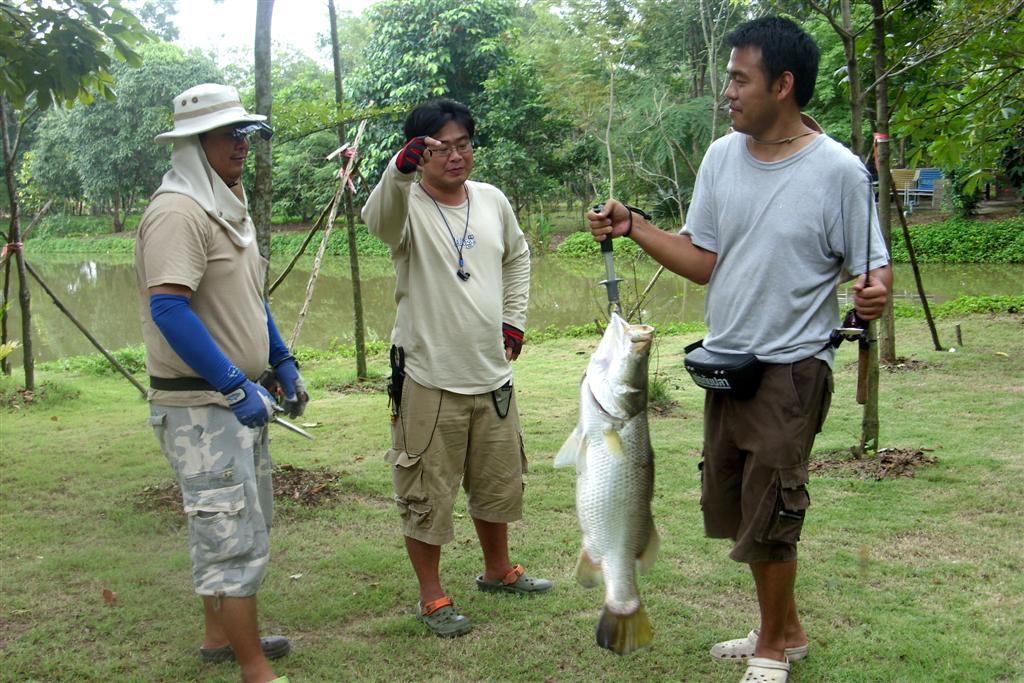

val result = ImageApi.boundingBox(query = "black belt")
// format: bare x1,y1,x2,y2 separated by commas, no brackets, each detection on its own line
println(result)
149,376,218,392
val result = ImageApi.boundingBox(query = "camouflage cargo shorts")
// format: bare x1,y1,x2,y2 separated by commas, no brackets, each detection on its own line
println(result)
149,404,273,597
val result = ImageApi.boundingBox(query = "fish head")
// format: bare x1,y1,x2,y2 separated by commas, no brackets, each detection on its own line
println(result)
586,313,655,420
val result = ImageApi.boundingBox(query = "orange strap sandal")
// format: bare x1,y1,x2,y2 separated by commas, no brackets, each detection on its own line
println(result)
476,564,553,595
416,596,472,638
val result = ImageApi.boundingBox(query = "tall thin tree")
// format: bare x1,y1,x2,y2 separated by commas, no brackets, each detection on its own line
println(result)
328,0,368,380
253,0,274,266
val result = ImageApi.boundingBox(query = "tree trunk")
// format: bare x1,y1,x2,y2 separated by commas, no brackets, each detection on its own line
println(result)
859,0,893,458
840,0,864,157
2,255,11,375
0,97,34,390
870,0,896,364
112,190,124,232
253,0,274,269
329,0,367,380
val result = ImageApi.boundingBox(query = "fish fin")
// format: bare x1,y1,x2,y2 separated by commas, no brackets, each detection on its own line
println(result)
554,424,586,469
636,524,660,574
595,603,653,656
574,548,602,588
602,427,625,459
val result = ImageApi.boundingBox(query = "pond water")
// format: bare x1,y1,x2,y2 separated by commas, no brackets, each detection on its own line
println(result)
4,254,1021,363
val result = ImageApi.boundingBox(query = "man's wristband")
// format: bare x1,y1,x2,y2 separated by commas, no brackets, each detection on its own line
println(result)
622,205,652,238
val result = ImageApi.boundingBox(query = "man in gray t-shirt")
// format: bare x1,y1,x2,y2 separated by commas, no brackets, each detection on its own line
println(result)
588,16,891,683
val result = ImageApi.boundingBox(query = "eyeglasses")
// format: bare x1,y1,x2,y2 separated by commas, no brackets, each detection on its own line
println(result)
429,141,472,158
231,122,273,142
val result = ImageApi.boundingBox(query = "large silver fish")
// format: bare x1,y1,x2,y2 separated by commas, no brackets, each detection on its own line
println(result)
555,313,659,655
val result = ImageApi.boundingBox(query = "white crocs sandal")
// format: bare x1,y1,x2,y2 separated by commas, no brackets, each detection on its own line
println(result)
741,656,790,683
711,629,809,662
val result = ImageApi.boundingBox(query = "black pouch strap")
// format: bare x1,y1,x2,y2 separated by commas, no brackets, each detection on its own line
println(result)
149,376,218,392
388,345,406,414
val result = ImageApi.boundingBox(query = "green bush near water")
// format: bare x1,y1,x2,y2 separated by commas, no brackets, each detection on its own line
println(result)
889,216,1024,263
23,224,392,257
555,216,1024,264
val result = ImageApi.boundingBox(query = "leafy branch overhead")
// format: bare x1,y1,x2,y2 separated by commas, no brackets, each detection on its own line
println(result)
0,0,151,109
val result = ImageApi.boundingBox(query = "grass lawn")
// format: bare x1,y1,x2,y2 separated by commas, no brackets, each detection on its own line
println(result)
1,316,1021,682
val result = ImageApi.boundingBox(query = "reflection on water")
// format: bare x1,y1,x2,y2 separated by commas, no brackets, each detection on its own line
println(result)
4,254,1022,363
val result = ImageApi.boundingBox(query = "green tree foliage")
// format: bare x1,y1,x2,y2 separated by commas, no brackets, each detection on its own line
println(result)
239,49,340,224
889,0,1023,193
473,57,574,217
130,0,180,41
349,0,518,184
0,0,149,109
25,42,221,230
18,111,83,211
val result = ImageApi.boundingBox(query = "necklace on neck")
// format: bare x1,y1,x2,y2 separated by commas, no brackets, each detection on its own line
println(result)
421,185,472,281
751,130,816,145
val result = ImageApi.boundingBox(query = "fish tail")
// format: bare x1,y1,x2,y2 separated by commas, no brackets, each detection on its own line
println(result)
574,548,602,588
595,603,653,656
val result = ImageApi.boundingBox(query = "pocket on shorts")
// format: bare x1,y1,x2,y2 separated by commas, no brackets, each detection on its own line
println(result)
759,466,810,545
394,379,442,456
385,448,432,528
149,412,167,448
184,482,255,563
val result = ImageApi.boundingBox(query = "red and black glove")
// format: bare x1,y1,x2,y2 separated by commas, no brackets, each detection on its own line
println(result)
503,323,524,361
395,136,428,174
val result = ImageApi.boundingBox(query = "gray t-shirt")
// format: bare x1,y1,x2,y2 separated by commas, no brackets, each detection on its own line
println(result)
684,133,889,366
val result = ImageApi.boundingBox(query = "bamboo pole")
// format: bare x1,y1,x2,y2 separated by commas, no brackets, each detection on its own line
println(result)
288,119,368,348
888,171,943,351
24,260,147,398
268,198,334,294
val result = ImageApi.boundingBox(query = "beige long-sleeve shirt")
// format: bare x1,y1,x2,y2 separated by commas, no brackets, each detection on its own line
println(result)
362,159,531,394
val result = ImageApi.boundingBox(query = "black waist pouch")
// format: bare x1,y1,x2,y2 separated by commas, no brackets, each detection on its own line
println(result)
683,339,764,399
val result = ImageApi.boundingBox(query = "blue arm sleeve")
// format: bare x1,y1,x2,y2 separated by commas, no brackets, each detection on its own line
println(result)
265,302,293,367
150,294,246,393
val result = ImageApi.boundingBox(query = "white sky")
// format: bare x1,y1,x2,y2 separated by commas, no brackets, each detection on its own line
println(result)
172,0,377,66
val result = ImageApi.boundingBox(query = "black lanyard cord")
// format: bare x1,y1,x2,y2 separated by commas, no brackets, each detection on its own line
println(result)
420,184,472,281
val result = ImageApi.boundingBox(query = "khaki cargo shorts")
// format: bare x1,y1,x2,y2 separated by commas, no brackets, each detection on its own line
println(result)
149,404,273,597
386,376,527,546
699,357,833,564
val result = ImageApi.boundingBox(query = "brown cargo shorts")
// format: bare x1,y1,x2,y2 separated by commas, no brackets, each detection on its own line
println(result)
385,376,527,546
699,356,833,564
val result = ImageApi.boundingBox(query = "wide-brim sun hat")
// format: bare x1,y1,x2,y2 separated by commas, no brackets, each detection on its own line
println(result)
154,83,266,144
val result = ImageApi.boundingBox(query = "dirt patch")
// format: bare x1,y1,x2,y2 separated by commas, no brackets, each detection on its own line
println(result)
322,377,388,394
134,463,361,517
810,447,938,480
0,382,80,410
882,358,939,373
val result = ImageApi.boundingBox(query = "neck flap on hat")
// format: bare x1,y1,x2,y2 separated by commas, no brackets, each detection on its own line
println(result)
152,138,254,248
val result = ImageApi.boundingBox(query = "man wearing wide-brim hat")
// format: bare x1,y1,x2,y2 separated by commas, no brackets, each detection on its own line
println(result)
135,83,303,683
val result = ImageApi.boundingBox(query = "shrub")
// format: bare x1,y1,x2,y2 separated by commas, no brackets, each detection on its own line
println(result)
555,230,644,259
271,224,390,259
39,344,147,375
889,217,1024,263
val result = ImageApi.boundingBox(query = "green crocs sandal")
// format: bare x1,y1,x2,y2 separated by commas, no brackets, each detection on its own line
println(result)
200,635,291,663
476,564,552,595
417,596,472,638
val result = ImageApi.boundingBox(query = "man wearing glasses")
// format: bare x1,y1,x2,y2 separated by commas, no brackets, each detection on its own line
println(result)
363,98,549,638
136,83,301,683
